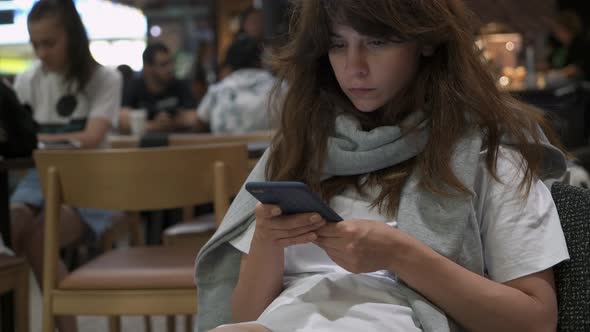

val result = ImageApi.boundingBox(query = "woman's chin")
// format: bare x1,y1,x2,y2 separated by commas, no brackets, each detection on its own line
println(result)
353,104,382,113
42,63,64,73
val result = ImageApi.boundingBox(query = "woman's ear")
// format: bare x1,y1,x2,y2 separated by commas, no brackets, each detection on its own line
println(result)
421,45,435,56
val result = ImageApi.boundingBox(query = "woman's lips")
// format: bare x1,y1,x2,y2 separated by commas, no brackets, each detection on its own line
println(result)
348,88,376,96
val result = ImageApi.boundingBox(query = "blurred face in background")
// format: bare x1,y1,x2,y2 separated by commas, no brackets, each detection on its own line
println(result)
243,10,264,40
146,50,175,85
553,23,574,46
28,16,68,73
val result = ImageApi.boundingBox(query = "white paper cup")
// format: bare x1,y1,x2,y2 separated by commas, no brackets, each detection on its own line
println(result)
129,110,147,136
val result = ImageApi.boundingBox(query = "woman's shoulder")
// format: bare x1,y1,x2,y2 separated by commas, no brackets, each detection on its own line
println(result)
14,62,43,87
474,146,522,195
91,65,122,84
481,146,524,170
13,62,45,102
85,65,122,92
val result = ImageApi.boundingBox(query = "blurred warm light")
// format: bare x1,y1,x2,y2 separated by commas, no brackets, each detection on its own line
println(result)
499,76,510,87
505,41,515,52
475,39,484,50
90,40,146,71
78,0,147,40
514,66,526,80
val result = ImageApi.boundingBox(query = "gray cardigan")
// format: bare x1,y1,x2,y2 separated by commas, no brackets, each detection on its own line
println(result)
194,127,566,331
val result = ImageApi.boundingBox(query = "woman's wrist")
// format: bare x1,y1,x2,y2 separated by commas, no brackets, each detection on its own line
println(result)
387,229,437,277
251,230,285,255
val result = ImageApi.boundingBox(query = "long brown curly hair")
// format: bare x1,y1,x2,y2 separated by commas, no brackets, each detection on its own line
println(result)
265,0,562,217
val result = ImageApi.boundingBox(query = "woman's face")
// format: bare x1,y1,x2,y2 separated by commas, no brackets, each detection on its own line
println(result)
28,16,68,73
328,24,420,113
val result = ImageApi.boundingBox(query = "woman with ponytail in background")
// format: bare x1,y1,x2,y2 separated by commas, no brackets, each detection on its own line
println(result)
10,0,121,330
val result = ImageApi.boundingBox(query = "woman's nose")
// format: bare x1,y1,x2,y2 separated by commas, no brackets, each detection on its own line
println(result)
345,47,369,78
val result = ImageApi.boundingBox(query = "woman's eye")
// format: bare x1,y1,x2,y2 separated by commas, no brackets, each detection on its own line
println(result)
329,41,345,49
367,39,388,47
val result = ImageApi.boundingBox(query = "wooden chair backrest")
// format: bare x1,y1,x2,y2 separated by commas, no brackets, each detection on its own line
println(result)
34,144,250,213
107,130,274,149
169,130,273,146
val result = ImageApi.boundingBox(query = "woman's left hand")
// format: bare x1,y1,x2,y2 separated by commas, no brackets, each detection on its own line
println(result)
314,220,400,273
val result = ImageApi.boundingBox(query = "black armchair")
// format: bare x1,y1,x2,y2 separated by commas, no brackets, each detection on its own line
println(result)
551,182,590,331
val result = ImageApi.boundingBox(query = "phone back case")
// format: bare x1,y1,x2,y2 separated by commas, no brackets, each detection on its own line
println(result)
246,181,343,222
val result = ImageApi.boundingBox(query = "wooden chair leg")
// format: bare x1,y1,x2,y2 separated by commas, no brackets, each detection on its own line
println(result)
15,264,29,332
166,316,176,332
42,300,54,332
129,212,145,246
185,315,193,332
144,316,152,332
108,316,121,332
182,206,194,220
102,229,115,252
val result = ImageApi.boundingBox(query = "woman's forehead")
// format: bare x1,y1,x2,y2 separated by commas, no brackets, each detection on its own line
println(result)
28,16,63,35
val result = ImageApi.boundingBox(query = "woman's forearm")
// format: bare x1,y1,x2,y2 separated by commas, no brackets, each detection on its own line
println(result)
38,132,97,148
231,233,285,322
390,233,557,332
38,118,111,148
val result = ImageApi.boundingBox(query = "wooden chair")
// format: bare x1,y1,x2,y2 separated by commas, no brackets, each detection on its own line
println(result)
108,130,273,170
169,131,272,171
167,130,274,145
108,130,274,148
34,144,250,332
0,255,28,332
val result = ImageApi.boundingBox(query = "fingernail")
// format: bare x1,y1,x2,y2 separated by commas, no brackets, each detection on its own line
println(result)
272,208,281,216
310,214,321,222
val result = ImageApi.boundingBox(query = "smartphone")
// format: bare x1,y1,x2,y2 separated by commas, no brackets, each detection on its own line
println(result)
245,181,343,222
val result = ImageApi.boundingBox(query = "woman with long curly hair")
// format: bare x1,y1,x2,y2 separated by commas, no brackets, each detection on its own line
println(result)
196,1,569,331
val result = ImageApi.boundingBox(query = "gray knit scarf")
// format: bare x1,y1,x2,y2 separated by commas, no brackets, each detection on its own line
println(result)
194,114,566,332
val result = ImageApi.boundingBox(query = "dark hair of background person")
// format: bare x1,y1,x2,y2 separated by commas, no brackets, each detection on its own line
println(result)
223,37,262,71
190,63,209,102
261,0,291,43
142,42,170,66
192,63,207,84
265,0,564,217
28,0,97,91
116,64,134,82
238,6,261,35
556,10,584,36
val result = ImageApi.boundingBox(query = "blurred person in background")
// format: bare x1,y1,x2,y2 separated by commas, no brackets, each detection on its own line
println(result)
236,6,265,42
190,36,278,134
119,42,196,133
9,0,121,331
547,10,590,80
116,63,134,98
218,6,266,79
191,63,209,104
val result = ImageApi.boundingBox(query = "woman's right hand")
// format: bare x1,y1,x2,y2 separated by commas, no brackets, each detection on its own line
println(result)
253,202,326,248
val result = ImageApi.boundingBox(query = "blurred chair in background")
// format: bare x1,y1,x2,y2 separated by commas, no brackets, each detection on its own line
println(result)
35,144,250,332
0,245,28,332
